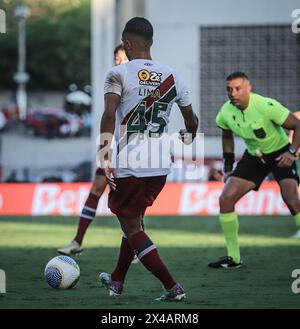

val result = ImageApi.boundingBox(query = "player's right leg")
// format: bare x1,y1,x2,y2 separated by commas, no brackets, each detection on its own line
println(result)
57,169,107,255
118,216,185,301
277,178,300,239
208,152,268,269
273,159,300,238
208,176,254,269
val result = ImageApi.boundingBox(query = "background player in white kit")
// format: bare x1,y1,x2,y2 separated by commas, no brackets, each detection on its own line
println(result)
98,17,198,301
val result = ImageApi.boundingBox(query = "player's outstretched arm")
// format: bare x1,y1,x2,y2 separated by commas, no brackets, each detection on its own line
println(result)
222,129,234,154
99,92,121,189
276,113,300,167
178,105,198,144
100,93,120,136
282,113,300,154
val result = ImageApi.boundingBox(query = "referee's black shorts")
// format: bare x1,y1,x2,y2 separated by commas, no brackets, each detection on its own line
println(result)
231,144,300,191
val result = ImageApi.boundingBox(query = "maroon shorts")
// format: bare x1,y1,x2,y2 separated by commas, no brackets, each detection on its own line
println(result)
95,168,105,176
108,175,167,218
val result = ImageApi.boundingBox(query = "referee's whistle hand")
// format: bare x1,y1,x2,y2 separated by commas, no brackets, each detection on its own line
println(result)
276,152,295,167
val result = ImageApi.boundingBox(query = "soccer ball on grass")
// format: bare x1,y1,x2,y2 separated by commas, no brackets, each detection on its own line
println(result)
44,256,80,289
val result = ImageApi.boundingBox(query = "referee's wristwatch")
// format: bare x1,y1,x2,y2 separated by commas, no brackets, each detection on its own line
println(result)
288,146,297,156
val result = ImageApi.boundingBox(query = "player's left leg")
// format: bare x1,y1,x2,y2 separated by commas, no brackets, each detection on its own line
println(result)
73,173,107,245
209,150,269,268
278,178,300,238
111,216,145,280
208,176,255,268
100,222,136,296
57,170,107,255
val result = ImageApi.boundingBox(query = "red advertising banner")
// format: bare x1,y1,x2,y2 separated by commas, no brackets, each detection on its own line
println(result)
0,181,293,216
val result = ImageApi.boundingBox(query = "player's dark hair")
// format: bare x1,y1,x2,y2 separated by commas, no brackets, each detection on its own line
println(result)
114,44,125,56
226,72,249,82
122,17,153,47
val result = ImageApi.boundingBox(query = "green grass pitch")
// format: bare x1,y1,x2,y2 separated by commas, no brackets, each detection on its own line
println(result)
0,215,299,309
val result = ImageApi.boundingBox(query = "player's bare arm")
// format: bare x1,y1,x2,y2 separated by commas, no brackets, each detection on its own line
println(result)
276,113,300,167
99,92,120,189
178,105,198,144
222,129,234,181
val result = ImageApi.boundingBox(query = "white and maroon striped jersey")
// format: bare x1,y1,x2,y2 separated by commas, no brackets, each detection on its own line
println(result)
104,58,191,178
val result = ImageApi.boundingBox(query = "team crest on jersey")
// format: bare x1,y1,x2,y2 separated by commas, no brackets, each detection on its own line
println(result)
138,69,162,86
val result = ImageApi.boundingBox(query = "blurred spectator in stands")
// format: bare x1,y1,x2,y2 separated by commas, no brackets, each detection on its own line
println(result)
72,161,91,182
74,167,87,182
42,176,63,182
5,170,19,182
23,167,30,182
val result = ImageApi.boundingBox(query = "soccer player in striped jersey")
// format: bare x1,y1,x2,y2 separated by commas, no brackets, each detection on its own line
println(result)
99,17,198,301
57,45,129,256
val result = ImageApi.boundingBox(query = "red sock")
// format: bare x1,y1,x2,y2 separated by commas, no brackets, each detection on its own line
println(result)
74,193,100,245
128,231,176,290
111,237,135,282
